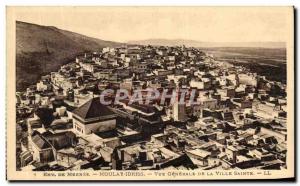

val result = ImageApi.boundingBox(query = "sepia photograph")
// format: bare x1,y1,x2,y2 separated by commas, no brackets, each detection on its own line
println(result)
6,6,294,180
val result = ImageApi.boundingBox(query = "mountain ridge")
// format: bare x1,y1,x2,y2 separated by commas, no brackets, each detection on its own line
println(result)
128,38,286,48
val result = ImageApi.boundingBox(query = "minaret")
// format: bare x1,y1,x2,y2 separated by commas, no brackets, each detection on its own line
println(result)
111,148,122,170
173,89,187,122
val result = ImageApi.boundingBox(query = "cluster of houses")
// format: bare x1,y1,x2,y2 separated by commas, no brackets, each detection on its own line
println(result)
16,45,287,171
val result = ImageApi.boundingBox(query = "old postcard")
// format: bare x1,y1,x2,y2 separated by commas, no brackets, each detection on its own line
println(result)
6,6,294,180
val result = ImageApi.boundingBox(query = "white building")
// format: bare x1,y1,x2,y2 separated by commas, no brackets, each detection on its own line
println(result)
72,97,117,135
190,78,211,90
36,81,48,92
238,73,257,87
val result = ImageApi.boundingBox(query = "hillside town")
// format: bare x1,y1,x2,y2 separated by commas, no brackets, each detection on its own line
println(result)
16,45,287,171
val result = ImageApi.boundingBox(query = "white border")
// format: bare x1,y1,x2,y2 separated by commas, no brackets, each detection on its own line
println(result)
1,0,299,186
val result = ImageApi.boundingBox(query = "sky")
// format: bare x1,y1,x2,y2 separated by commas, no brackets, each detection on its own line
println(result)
8,6,293,43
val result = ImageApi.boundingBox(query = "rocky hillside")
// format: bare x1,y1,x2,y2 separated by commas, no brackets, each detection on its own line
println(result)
16,21,122,91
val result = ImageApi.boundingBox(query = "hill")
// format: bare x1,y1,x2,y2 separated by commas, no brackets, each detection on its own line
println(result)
16,21,122,91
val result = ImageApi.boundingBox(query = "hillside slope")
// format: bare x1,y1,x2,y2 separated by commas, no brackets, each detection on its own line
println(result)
16,21,122,91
